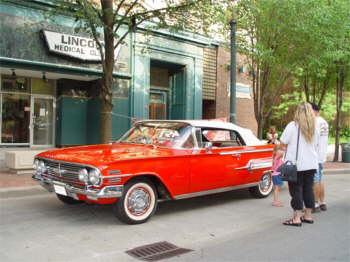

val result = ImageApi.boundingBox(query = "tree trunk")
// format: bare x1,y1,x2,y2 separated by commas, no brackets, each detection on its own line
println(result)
318,71,330,107
333,66,345,161
257,115,265,139
100,0,115,144
303,74,310,102
256,66,270,139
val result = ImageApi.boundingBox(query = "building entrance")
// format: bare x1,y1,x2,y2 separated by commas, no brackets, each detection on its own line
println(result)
31,96,55,146
149,60,185,120
0,73,55,147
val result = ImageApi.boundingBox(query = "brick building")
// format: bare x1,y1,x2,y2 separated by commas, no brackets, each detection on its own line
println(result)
202,46,257,135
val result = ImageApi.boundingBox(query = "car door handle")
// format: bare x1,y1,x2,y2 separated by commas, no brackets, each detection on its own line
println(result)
231,153,240,157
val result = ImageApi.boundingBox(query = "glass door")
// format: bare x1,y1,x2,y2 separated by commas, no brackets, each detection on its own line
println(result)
31,96,55,146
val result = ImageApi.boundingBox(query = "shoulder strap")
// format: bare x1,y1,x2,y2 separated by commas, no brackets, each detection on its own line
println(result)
295,127,300,162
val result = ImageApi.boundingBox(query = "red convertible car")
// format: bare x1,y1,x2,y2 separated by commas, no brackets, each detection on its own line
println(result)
33,120,273,224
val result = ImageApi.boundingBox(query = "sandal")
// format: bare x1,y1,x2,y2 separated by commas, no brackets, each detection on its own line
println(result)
283,219,302,227
301,216,314,224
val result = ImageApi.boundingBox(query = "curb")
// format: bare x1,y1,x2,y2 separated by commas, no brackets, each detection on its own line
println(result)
324,168,350,175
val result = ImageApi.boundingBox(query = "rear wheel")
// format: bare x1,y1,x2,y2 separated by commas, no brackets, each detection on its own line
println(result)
113,178,158,224
56,194,84,204
249,172,273,198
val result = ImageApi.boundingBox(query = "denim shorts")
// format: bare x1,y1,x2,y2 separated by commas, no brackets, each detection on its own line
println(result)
272,175,284,186
314,163,324,183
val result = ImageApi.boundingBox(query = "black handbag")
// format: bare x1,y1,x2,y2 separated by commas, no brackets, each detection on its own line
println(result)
277,127,300,182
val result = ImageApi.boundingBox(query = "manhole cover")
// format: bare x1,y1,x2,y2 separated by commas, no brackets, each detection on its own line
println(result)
126,241,193,261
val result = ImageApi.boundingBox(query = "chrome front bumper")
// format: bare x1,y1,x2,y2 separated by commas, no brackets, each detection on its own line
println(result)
32,173,124,200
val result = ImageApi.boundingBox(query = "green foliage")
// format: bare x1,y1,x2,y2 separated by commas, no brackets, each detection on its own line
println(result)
211,0,350,141
271,90,350,136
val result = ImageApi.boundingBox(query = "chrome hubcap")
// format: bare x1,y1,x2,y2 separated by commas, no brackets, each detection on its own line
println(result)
260,173,271,192
127,188,151,216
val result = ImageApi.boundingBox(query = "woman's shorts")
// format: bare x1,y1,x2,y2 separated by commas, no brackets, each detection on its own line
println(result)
314,163,324,183
272,175,284,186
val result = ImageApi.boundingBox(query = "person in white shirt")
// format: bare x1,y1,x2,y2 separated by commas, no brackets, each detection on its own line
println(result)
280,102,320,227
310,103,329,212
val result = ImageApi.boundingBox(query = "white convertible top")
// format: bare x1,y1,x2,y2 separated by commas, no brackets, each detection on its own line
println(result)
138,120,264,146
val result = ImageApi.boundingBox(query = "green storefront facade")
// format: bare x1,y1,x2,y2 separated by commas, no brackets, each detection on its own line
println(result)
0,0,209,148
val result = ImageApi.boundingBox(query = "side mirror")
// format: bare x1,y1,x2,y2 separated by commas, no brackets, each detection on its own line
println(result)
204,142,213,151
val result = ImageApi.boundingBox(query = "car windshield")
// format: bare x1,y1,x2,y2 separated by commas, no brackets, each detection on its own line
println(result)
119,122,195,149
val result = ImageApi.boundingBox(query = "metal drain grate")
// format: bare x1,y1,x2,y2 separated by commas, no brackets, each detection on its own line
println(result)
126,241,193,261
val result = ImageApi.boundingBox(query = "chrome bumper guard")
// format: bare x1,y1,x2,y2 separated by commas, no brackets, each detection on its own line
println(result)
32,173,123,199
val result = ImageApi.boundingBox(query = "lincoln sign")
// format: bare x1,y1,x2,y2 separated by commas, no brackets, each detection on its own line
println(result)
43,30,121,62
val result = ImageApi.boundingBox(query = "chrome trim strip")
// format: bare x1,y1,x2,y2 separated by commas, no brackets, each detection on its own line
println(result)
236,159,272,170
32,174,123,198
174,182,259,200
107,174,133,178
219,148,273,155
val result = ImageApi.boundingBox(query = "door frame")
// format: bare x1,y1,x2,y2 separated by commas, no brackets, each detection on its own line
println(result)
30,94,56,148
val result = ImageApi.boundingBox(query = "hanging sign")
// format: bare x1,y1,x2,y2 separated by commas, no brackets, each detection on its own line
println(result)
42,30,121,62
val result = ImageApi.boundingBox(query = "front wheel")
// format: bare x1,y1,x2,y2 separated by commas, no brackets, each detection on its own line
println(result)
249,172,273,198
113,178,158,224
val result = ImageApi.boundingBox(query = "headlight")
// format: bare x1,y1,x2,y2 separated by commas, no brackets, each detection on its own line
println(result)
37,161,46,173
33,159,39,170
78,168,89,183
88,169,101,185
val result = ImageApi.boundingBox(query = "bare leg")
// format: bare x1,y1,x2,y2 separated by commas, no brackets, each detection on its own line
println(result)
304,208,313,220
293,210,302,223
313,183,320,205
273,186,280,202
319,183,325,203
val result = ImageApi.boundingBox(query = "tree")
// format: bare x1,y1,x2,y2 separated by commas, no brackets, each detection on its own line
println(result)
231,0,295,138
213,0,350,146
271,0,350,160
326,0,350,161
55,0,211,143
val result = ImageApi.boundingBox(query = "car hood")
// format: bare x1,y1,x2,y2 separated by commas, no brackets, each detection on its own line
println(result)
37,143,177,167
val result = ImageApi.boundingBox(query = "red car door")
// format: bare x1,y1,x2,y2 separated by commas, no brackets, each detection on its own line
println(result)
188,128,247,193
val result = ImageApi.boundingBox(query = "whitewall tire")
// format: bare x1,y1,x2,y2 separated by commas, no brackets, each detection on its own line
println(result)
114,178,158,224
249,172,273,198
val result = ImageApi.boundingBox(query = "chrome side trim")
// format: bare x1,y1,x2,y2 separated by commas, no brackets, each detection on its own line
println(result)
219,148,273,155
108,174,133,178
236,159,272,170
174,182,259,200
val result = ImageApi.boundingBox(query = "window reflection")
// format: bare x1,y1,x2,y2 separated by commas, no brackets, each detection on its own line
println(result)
1,75,29,93
1,94,30,143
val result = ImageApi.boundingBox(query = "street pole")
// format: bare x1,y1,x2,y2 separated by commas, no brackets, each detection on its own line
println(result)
230,19,237,123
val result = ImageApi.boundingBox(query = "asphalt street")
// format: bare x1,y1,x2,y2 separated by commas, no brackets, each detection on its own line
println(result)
0,172,349,262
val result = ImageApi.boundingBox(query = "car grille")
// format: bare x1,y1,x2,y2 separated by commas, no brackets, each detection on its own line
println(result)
42,159,84,186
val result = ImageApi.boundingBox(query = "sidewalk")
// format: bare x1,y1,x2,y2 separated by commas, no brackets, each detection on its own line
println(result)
0,161,349,191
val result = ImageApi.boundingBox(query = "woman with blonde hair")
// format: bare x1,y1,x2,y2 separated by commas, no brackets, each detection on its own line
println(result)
280,102,319,227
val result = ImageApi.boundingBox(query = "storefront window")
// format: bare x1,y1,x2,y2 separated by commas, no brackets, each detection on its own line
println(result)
1,74,55,146
1,93,30,144
57,79,90,97
1,75,29,93
112,78,129,98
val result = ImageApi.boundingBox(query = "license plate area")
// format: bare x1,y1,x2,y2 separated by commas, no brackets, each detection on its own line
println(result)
53,184,67,196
